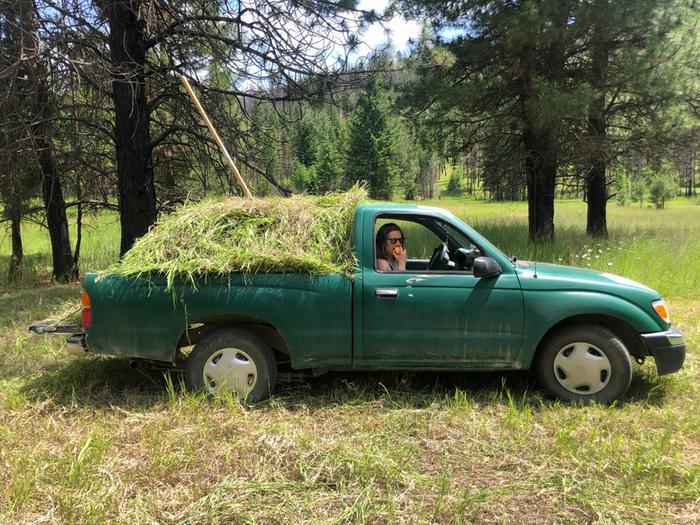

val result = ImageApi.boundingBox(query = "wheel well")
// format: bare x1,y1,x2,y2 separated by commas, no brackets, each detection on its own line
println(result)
176,315,291,361
534,314,646,362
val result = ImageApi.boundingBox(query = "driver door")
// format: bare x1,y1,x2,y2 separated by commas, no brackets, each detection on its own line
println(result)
358,215,524,368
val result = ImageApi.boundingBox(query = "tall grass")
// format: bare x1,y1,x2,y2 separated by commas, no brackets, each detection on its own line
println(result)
428,197,700,299
0,207,120,285
0,196,698,523
3,195,698,297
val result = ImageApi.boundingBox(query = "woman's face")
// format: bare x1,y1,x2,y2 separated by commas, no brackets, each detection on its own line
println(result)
384,229,404,256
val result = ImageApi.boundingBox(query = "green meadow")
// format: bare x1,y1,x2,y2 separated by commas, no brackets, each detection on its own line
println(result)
1,198,698,524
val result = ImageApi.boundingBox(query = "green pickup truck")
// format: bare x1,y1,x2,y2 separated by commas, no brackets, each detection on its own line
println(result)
35,203,685,403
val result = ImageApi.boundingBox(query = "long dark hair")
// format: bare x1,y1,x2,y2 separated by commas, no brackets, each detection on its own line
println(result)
375,223,404,260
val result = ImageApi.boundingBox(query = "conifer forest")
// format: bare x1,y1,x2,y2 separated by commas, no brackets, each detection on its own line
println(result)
1,0,698,279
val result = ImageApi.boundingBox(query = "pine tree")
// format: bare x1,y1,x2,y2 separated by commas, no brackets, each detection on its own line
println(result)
346,81,398,200
250,103,283,194
315,141,343,193
293,119,318,168
579,0,693,236
18,0,77,279
394,124,421,199
399,0,584,240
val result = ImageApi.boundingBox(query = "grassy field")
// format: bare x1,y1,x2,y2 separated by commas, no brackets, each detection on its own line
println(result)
1,198,698,524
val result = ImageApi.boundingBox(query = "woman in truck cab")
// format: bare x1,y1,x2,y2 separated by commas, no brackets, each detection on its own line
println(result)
376,223,407,271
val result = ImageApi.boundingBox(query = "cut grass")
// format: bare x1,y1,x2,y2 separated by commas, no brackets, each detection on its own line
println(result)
112,187,366,287
0,196,699,523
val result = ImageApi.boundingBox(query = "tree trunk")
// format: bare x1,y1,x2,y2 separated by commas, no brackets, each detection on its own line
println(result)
11,215,23,266
692,149,697,197
586,85,608,236
101,0,157,256
586,161,607,236
586,9,610,237
519,3,568,242
20,0,76,282
8,206,23,280
35,95,76,281
521,44,557,242
685,149,695,197
524,127,557,241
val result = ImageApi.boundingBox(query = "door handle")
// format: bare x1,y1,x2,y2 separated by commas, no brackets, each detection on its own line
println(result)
375,288,399,299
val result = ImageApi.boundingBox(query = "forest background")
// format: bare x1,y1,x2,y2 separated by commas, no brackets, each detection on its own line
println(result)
0,0,698,283
2,3,700,522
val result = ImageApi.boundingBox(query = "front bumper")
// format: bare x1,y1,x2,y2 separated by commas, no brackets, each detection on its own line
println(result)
641,327,686,375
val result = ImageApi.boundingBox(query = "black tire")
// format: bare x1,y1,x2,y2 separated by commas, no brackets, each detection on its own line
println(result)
185,328,277,403
534,323,633,403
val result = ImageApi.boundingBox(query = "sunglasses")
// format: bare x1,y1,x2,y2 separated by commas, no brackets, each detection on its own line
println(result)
386,237,405,245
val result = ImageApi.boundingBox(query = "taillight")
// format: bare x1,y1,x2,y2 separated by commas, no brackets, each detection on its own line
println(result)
81,290,92,329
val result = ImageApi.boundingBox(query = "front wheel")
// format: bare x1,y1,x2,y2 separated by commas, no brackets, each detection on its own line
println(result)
185,328,277,403
534,324,633,403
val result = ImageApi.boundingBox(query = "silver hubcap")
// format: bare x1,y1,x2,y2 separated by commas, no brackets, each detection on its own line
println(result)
202,348,257,399
553,342,611,395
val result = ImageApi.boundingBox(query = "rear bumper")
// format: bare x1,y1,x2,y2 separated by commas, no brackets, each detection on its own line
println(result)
641,328,686,375
29,323,89,357
65,333,89,356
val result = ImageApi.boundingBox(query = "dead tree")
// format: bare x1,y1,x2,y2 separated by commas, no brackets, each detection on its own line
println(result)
18,0,76,281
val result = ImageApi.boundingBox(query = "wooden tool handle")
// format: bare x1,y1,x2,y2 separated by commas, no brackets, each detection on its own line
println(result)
180,75,253,199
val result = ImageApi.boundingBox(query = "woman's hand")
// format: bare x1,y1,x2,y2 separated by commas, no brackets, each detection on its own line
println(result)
393,245,407,271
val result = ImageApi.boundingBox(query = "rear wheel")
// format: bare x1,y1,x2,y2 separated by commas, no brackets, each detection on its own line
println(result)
185,328,277,403
534,324,633,403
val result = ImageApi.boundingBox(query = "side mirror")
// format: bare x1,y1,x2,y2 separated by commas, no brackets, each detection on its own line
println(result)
473,256,502,278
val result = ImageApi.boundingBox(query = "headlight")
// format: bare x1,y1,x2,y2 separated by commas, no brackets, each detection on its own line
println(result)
652,299,670,324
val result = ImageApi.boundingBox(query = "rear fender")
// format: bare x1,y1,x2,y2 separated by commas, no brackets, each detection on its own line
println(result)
176,316,290,358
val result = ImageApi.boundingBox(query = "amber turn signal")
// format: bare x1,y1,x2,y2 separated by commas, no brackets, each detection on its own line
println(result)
652,299,670,324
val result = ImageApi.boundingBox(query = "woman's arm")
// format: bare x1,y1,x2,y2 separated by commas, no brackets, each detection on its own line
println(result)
376,258,392,271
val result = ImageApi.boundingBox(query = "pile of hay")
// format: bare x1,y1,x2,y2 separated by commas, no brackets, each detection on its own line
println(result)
112,187,366,287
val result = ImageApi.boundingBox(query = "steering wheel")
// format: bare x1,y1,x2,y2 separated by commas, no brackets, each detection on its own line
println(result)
428,243,450,271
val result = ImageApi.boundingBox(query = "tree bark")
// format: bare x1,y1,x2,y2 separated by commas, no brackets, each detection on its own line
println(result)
8,205,23,280
685,148,695,197
586,9,610,237
20,0,76,282
524,127,557,241
10,216,23,266
519,1,570,242
521,41,558,242
101,0,157,256
586,141,608,237
35,89,77,281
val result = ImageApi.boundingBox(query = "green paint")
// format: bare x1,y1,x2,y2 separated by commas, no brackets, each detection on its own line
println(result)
82,203,677,373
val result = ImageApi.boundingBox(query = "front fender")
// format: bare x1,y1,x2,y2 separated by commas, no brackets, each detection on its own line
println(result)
520,290,665,367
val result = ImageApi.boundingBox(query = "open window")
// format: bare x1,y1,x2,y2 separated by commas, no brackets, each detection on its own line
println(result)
374,214,484,273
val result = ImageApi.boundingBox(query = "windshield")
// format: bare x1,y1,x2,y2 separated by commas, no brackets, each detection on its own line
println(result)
450,216,513,265
441,221,480,252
